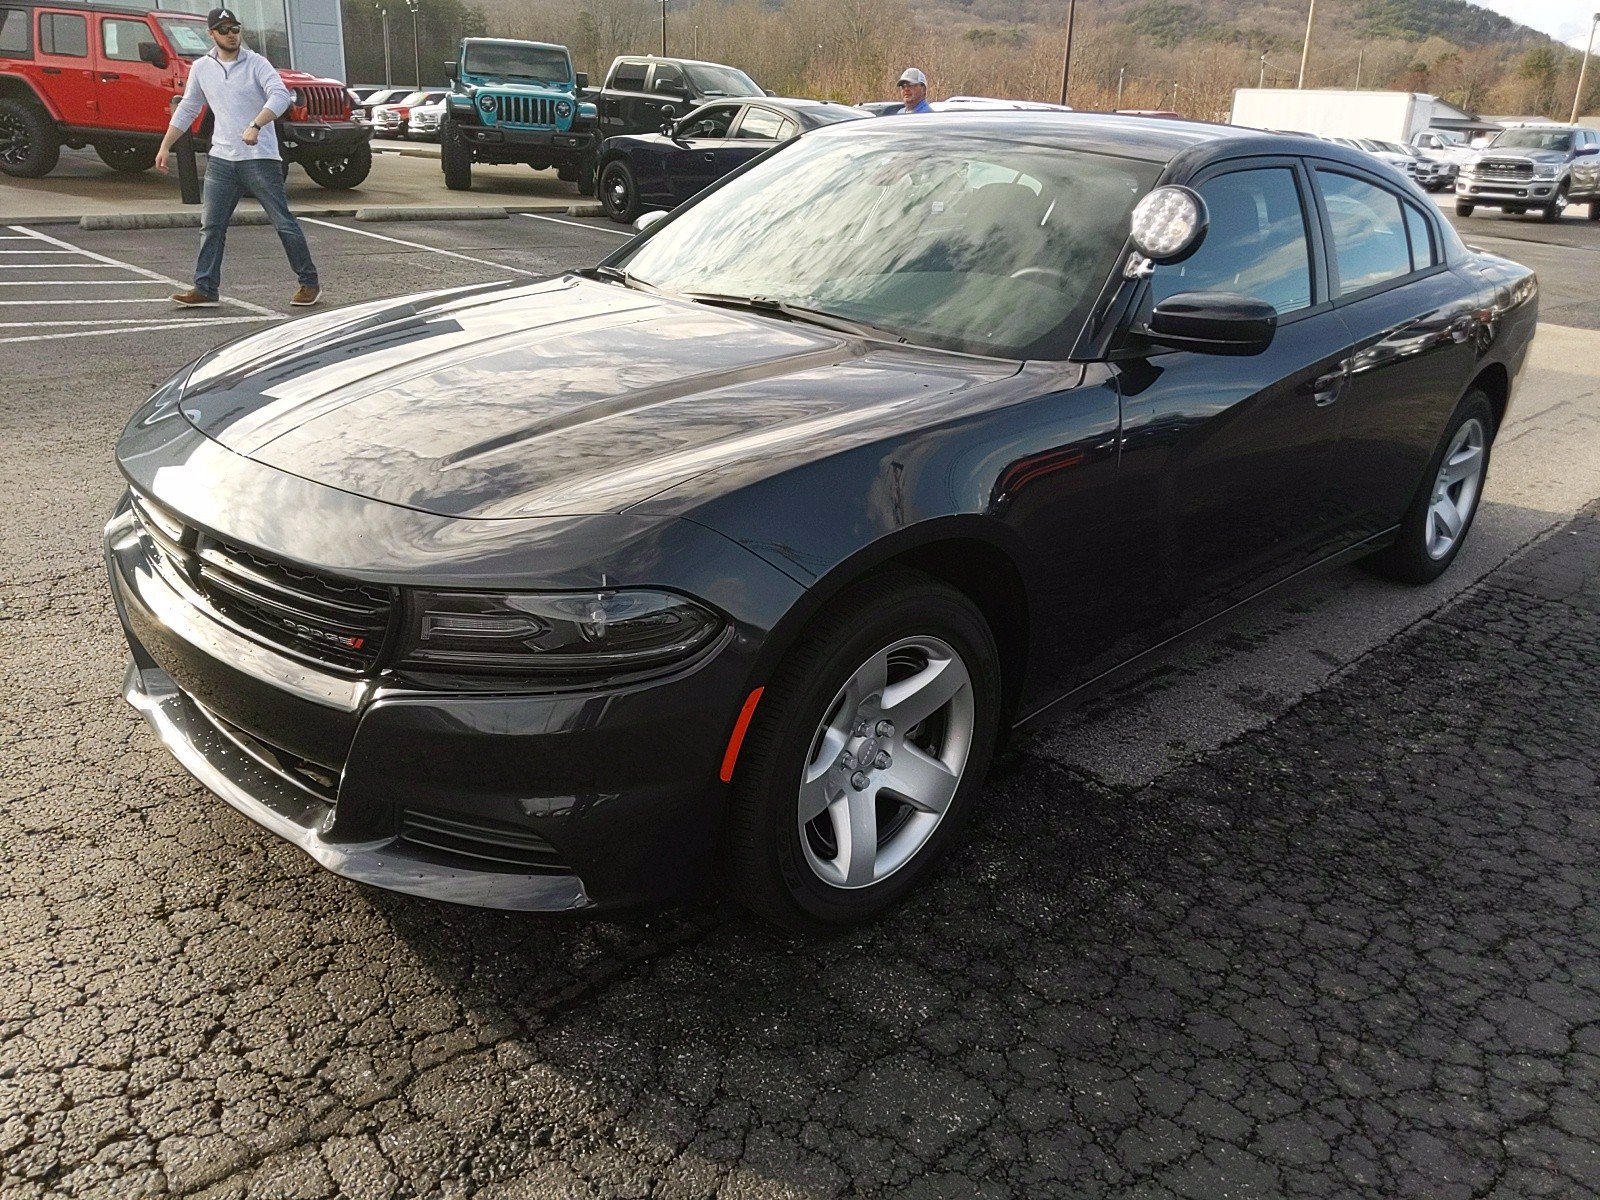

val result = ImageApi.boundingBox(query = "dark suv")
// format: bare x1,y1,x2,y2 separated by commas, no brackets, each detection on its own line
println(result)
1456,124,1600,221
0,0,370,184
440,37,596,193
593,55,765,139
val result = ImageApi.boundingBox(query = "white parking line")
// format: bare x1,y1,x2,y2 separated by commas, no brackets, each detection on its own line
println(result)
0,316,274,346
302,218,539,276
518,212,633,237
0,249,77,254
7,225,280,317
0,263,157,269
0,317,278,326
0,280,165,286
0,297,180,305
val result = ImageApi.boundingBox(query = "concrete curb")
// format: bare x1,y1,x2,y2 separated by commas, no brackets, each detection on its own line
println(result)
353,206,507,221
565,203,607,218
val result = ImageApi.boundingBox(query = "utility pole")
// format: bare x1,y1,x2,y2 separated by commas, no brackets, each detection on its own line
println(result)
1116,65,1125,108
1057,0,1077,107
376,3,391,87
1297,0,1316,88
1355,49,1363,90
659,0,668,57
1573,12,1599,124
1259,54,1267,88
406,0,420,88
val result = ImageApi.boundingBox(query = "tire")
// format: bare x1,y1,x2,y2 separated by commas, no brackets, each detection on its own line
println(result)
440,117,472,191
1539,182,1567,222
0,97,61,179
1589,200,1600,222
1455,200,1474,217
599,159,639,222
1361,390,1494,586
556,162,577,182
94,141,157,173
577,150,596,197
723,570,1003,935
302,141,372,189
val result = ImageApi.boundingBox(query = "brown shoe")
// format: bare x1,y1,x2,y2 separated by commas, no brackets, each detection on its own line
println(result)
171,290,220,307
291,285,321,307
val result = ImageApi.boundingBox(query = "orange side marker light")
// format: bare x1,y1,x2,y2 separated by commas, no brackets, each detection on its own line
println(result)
718,687,765,783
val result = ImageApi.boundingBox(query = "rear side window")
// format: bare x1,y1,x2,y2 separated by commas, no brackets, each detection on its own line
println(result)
1403,201,1436,271
40,12,87,56
1150,166,1314,314
735,107,790,140
611,61,647,91
1316,170,1412,295
102,17,156,62
0,8,29,56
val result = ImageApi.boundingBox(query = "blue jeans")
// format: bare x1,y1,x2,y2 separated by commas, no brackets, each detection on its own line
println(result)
194,157,318,299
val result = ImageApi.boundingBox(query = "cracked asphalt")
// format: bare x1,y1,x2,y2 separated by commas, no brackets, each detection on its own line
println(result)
1,212,1598,1198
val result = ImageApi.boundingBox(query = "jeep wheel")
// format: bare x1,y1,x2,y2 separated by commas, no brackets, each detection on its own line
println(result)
599,159,639,222
0,98,61,179
302,142,372,189
441,117,472,191
94,141,157,173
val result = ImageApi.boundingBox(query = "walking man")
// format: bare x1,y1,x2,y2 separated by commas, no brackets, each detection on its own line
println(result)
156,8,320,307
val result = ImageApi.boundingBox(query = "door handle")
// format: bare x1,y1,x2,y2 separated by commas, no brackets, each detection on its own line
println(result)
702,152,715,161
1304,364,1348,407
41,66,61,74
100,73,121,81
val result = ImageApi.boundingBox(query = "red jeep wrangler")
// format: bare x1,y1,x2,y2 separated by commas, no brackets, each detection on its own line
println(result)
0,1,372,186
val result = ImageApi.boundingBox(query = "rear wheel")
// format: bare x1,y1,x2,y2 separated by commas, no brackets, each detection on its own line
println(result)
723,571,1002,934
0,98,60,178
1455,200,1475,217
440,117,472,191
1361,390,1494,586
94,141,157,172
302,142,372,189
599,159,639,222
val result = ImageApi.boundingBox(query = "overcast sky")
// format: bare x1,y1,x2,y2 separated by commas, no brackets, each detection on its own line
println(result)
1472,0,1599,49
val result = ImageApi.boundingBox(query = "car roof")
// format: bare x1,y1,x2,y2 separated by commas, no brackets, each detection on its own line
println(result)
463,38,568,52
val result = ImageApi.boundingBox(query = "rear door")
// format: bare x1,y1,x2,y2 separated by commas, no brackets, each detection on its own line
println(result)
94,14,172,132
32,8,95,126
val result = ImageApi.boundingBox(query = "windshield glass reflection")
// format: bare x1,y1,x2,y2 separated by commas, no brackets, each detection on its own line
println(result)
617,130,1158,358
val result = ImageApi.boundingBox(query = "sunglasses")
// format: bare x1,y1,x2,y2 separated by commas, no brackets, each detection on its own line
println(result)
214,25,241,34
897,82,919,89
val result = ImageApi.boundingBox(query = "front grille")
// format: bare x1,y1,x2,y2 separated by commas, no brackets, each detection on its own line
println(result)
1478,159,1533,179
490,94,555,127
298,84,349,120
207,707,341,801
194,536,393,672
399,809,569,872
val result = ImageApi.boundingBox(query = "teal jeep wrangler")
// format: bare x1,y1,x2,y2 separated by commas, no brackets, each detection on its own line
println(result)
441,38,597,193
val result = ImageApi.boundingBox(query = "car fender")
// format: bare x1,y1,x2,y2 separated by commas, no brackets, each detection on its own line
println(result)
0,76,62,122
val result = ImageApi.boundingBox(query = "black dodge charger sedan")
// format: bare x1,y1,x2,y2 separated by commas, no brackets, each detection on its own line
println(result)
106,113,1537,933
596,96,869,222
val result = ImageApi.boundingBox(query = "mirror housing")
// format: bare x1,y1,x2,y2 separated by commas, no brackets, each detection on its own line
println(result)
634,210,668,233
1576,145,1599,156
139,42,169,69
1141,292,1277,356
444,60,458,81
576,71,588,90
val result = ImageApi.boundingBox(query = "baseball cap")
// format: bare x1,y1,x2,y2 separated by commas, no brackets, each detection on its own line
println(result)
207,8,241,29
897,68,927,86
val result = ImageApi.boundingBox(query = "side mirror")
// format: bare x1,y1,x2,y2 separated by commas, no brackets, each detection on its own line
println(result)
661,118,677,138
444,60,458,81
634,210,668,233
576,71,588,90
1141,292,1277,356
139,43,169,69
1577,145,1599,157
660,103,677,119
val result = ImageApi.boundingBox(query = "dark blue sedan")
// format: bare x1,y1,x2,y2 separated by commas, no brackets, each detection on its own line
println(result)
597,97,869,222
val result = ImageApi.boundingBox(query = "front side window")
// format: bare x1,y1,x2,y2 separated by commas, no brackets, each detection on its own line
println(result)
651,63,686,94
735,108,789,140
1151,167,1314,314
40,12,87,57
1316,170,1412,295
679,104,739,139
619,129,1159,358
102,18,158,62
0,8,29,56
155,17,209,58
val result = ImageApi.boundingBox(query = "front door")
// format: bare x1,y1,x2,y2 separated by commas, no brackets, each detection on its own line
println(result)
1117,159,1353,625
662,102,743,203
94,15,172,133
33,9,96,126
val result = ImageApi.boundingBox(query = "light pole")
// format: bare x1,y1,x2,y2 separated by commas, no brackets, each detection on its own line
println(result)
1354,48,1363,89
659,0,668,57
1259,53,1267,88
1116,65,1125,109
1572,12,1600,125
1057,0,1077,107
406,0,420,88
1297,0,1316,88
375,2,392,87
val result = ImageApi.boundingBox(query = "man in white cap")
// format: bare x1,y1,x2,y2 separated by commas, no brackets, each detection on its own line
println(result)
889,68,932,115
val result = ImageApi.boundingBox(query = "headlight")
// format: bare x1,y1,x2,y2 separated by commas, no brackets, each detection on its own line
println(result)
398,589,722,674
555,100,572,119
291,88,303,105
1532,165,1559,179
478,93,496,112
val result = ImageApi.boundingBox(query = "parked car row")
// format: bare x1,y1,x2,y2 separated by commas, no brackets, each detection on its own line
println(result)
1453,124,1600,222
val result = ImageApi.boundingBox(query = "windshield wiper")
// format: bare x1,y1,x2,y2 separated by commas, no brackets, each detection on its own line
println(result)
679,292,906,341
589,265,670,295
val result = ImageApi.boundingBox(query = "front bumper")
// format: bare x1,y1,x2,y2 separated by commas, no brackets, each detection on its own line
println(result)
280,121,373,160
103,494,766,912
455,122,592,152
1456,178,1559,202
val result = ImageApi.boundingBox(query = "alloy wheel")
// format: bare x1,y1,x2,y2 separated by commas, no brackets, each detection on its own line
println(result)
1425,417,1485,560
797,636,975,889
0,111,28,167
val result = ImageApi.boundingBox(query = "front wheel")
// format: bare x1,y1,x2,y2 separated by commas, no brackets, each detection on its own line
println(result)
1589,200,1600,221
0,97,61,178
1540,183,1568,222
1455,200,1475,217
1361,391,1494,585
95,141,157,172
722,571,1002,934
302,142,372,189
440,117,472,191
598,159,640,222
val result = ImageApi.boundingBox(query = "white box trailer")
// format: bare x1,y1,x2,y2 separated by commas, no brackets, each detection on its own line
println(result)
1230,89,1432,142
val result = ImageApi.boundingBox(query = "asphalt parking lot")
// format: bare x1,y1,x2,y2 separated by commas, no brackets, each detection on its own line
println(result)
2,204,1598,1198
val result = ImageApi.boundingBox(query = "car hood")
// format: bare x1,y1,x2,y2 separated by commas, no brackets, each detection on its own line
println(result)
1476,148,1570,164
176,277,1020,520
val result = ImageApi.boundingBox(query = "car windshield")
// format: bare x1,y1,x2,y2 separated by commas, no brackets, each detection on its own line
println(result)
465,44,570,83
683,63,763,97
155,17,210,59
616,129,1160,359
1490,129,1574,152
